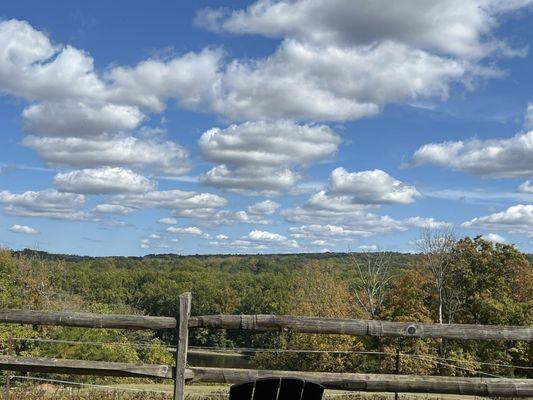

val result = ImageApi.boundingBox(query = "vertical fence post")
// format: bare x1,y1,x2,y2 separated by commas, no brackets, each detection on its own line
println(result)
3,335,13,400
394,345,401,400
174,292,192,400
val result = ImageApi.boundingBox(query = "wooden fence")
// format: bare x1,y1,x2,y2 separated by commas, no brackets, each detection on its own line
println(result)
1,292,532,398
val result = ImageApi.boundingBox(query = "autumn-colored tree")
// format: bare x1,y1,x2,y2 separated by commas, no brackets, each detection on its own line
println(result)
380,268,438,374
444,237,533,377
253,261,363,372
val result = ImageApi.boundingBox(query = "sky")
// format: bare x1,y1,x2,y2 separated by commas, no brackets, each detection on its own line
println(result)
0,0,533,256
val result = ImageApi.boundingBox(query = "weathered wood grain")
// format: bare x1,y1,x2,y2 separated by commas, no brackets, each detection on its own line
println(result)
174,292,192,400
0,309,176,330
2,309,531,341
2,356,531,397
188,367,533,397
0,355,180,379
189,315,533,341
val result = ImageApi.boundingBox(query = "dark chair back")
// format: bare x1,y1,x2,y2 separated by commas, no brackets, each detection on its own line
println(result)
229,377,324,400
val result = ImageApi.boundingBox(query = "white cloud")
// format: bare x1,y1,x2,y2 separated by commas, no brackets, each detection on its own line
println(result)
358,244,378,251
199,121,340,166
1,10,526,138
139,235,176,250
201,165,299,193
166,226,210,238
215,234,229,240
525,103,533,130
158,217,177,225
92,204,135,215
246,230,286,242
105,47,224,112
199,121,340,192
482,233,507,244
281,169,448,237
193,0,530,121
213,40,469,121
23,135,190,176
0,189,89,220
410,131,533,178
0,19,222,112
518,180,533,193
328,167,420,204
9,224,38,234
198,0,528,59
209,210,268,225
22,101,145,137
110,189,227,212
401,217,452,229
235,229,299,249
462,204,533,234
248,200,280,215
289,168,420,222
290,224,373,240
54,167,155,194
171,207,268,226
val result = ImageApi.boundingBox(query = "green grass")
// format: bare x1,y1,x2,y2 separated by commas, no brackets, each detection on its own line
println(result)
4,383,498,400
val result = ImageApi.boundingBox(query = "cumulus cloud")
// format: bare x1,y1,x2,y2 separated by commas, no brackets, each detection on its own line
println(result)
290,224,373,240
109,189,227,212
9,224,39,234
328,167,420,204
0,19,222,111
105,47,224,112
525,103,533,130
248,200,280,215
22,101,145,137
208,210,268,225
199,121,340,192
54,167,155,194
199,121,341,166
166,226,206,236
202,165,299,193
482,233,507,244
410,131,533,178
234,229,299,249
92,204,136,215
462,204,533,234
518,180,533,193
23,135,190,176
158,217,177,225
193,0,529,121
293,168,420,217
0,189,89,220
1,9,527,131
281,167,447,238
0,19,211,177
358,244,378,251
218,40,473,121
197,0,528,59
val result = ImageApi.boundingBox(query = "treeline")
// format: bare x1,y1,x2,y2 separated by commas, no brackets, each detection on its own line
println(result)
0,236,532,379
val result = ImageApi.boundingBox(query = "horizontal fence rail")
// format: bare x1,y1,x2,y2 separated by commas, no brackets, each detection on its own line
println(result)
1,356,532,397
0,355,177,379
190,314,533,341
190,366,533,398
0,309,176,330
2,309,532,340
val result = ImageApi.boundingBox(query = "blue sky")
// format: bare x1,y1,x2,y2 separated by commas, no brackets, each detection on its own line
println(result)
1,0,533,256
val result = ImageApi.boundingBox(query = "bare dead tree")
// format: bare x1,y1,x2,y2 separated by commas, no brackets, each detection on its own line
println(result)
416,227,456,325
350,250,393,319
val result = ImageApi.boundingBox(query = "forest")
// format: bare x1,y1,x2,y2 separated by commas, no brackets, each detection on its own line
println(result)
0,234,532,382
